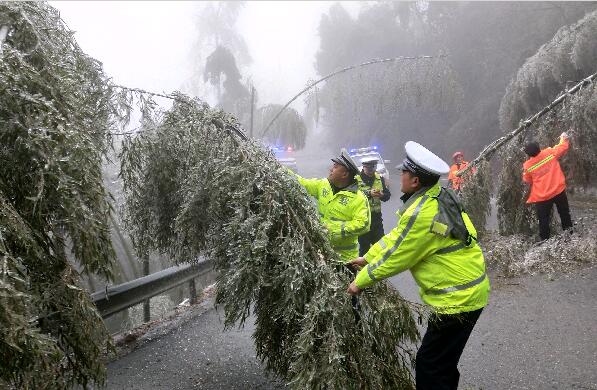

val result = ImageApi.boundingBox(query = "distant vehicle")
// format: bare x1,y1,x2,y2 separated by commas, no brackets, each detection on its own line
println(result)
270,145,298,173
349,146,391,181
277,157,298,172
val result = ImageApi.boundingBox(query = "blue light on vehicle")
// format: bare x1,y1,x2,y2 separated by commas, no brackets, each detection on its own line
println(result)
350,148,356,153
372,145,378,150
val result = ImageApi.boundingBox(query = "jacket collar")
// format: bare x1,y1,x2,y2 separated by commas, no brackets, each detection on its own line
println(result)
329,179,359,195
400,182,440,213
359,171,379,186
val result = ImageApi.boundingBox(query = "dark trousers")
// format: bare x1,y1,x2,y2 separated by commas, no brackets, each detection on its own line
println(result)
416,308,483,390
535,190,573,240
358,217,385,257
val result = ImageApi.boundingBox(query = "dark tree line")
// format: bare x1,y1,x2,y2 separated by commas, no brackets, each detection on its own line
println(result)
312,2,596,162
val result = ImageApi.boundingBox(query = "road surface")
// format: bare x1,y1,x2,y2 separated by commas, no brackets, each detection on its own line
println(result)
106,151,597,389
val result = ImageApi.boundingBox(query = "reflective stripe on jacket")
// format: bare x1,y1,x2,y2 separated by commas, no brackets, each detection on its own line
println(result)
295,175,371,261
356,172,384,214
354,182,490,314
523,138,569,203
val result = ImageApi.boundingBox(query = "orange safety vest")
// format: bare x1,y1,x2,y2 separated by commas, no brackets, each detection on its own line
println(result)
522,138,569,203
448,161,470,191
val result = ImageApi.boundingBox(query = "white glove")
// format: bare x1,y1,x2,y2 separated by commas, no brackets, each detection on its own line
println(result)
560,132,569,140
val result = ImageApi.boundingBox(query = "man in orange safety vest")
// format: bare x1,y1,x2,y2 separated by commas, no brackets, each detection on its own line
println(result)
448,151,472,192
523,132,573,241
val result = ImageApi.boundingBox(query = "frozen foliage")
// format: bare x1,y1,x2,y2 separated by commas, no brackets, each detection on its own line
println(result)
459,161,492,235
499,11,597,132
0,2,124,388
315,2,596,157
497,11,597,235
120,95,428,389
317,55,464,155
483,216,597,277
257,104,307,149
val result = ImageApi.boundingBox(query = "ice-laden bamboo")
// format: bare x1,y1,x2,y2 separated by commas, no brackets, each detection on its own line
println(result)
448,11,597,281
120,94,427,389
455,71,597,235
455,11,597,236
0,2,126,388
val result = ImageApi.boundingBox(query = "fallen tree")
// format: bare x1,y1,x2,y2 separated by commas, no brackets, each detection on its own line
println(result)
119,95,427,389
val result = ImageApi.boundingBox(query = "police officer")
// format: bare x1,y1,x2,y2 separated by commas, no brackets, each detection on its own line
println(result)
355,157,391,256
293,148,371,262
347,141,490,390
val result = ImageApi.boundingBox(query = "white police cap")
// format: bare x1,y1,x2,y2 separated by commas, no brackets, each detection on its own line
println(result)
360,156,379,165
332,148,359,174
398,141,450,176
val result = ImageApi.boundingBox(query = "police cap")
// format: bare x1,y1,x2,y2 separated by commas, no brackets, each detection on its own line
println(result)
332,148,359,174
397,141,450,178
361,156,379,166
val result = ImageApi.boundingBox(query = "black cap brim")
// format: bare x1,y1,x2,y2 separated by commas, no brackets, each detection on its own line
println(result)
396,161,414,173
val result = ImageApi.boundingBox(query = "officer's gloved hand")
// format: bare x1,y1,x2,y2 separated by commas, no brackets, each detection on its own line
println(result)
560,131,570,140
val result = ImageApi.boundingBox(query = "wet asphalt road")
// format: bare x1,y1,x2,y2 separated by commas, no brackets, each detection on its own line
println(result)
106,266,597,390
106,151,597,389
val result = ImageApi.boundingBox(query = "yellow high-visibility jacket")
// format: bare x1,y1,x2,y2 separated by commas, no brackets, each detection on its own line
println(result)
355,172,385,214
354,182,490,314
295,175,371,261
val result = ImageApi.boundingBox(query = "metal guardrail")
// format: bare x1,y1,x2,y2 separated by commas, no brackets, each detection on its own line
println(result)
91,259,213,319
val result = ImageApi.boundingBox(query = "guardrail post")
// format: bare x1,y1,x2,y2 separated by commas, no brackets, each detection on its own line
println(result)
189,278,197,304
92,260,212,319
143,258,150,322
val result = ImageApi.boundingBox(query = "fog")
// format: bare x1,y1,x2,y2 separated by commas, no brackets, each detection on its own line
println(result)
52,1,359,107
51,1,597,162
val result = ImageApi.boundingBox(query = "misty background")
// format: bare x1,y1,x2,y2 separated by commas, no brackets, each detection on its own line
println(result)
53,1,596,165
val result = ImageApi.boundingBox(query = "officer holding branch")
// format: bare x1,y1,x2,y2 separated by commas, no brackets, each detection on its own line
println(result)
293,148,371,262
347,141,490,390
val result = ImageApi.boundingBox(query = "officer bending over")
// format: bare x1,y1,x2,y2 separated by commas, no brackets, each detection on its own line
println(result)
347,141,490,390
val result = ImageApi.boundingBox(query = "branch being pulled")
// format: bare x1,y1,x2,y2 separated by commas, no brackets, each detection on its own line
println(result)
260,54,447,138
458,70,597,177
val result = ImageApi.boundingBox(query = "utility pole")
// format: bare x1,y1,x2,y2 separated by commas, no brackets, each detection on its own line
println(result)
249,85,255,138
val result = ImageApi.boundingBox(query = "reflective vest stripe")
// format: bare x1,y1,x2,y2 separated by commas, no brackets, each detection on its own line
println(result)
341,222,346,238
334,244,358,251
527,154,554,173
377,238,387,250
426,273,487,295
367,263,377,281
367,195,428,281
435,242,467,255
